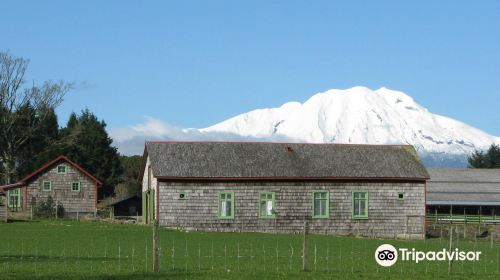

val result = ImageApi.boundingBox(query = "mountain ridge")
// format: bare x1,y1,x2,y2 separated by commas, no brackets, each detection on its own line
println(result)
198,86,499,166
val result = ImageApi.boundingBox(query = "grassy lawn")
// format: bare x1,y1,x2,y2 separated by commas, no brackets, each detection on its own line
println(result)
1,220,500,279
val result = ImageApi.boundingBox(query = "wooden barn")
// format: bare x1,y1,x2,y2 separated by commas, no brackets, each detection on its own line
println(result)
427,168,500,224
141,141,429,239
0,155,102,218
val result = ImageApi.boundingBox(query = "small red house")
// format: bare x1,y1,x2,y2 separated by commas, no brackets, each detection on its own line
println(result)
0,156,102,218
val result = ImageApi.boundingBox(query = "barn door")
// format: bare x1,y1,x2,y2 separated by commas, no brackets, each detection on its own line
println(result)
406,215,424,234
149,189,155,224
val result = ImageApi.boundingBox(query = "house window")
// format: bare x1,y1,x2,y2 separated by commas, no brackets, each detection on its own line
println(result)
352,191,369,219
218,192,234,219
57,164,67,174
312,191,329,218
179,192,187,200
7,189,21,208
259,192,275,218
42,181,52,191
71,182,81,192
397,192,405,200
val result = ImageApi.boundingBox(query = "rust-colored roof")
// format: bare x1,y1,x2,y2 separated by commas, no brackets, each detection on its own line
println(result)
0,155,102,190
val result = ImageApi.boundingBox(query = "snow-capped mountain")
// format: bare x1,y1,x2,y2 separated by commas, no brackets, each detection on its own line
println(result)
200,86,500,167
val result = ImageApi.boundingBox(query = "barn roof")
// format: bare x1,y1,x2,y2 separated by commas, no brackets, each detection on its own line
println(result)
0,155,102,190
144,141,429,181
427,168,500,206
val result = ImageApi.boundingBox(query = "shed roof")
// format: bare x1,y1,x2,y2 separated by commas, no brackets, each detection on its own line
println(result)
427,168,500,206
145,141,429,181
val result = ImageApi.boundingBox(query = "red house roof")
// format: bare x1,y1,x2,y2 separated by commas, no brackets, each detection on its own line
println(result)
0,155,102,190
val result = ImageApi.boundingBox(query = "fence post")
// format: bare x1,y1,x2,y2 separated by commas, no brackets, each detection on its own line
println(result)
153,220,160,272
491,227,494,249
303,221,309,272
448,225,453,275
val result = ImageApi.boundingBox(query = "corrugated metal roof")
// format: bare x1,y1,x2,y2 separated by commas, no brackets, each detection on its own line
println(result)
145,141,429,180
427,168,500,205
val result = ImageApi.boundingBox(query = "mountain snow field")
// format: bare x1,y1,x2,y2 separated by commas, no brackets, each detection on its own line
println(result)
199,86,499,166
112,86,499,167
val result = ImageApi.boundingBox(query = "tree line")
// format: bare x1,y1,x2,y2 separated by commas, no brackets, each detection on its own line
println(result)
0,51,141,197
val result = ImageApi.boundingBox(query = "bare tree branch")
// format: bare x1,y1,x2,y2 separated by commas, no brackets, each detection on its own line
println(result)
0,51,73,183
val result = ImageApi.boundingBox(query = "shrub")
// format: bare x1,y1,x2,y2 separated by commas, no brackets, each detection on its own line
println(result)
34,196,65,218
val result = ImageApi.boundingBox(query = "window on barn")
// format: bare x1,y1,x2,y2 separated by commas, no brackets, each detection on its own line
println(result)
352,191,369,219
218,192,234,219
259,192,275,218
42,181,52,191
7,189,21,208
71,182,81,192
397,192,405,200
57,164,67,174
312,191,329,218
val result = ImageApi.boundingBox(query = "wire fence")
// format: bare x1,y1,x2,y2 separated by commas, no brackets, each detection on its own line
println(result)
1,223,500,277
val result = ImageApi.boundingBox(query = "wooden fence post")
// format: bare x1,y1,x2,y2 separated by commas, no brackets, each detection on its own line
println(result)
448,225,453,275
153,220,160,272
303,221,309,272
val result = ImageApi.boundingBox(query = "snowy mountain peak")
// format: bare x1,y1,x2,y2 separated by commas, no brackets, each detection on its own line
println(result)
201,86,500,158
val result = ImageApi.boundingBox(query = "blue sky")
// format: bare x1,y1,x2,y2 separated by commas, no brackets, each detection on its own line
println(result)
2,1,499,138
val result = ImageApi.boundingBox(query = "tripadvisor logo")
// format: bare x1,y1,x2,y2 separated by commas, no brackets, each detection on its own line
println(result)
375,244,482,267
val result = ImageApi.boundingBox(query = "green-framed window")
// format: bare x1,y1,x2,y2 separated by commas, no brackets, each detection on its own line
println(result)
312,191,329,218
259,192,275,218
71,182,81,192
352,191,369,219
42,181,52,192
179,192,187,200
218,192,234,219
7,188,21,208
57,164,67,174
397,192,405,200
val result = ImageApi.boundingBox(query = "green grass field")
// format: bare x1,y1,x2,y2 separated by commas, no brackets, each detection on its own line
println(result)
1,220,500,279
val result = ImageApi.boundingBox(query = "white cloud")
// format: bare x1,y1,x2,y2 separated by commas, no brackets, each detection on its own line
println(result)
109,117,294,155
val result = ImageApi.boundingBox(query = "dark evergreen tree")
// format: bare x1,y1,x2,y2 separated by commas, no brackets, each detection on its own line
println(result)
17,107,60,177
45,109,123,197
118,155,143,194
468,144,500,168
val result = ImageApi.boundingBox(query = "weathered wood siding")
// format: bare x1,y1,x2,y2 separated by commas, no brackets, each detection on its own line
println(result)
158,181,425,239
141,156,158,223
0,197,6,222
25,161,97,215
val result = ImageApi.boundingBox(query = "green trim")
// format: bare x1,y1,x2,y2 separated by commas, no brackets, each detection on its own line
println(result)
397,192,405,200
258,192,276,219
217,192,235,219
42,181,52,192
312,190,330,219
142,191,147,224
57,164,67,174
149,189,155,223
352,191,369,219
179,192,187,200
71,182,81,192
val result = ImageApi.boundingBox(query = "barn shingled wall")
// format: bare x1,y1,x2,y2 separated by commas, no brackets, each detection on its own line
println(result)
158,181,425,239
